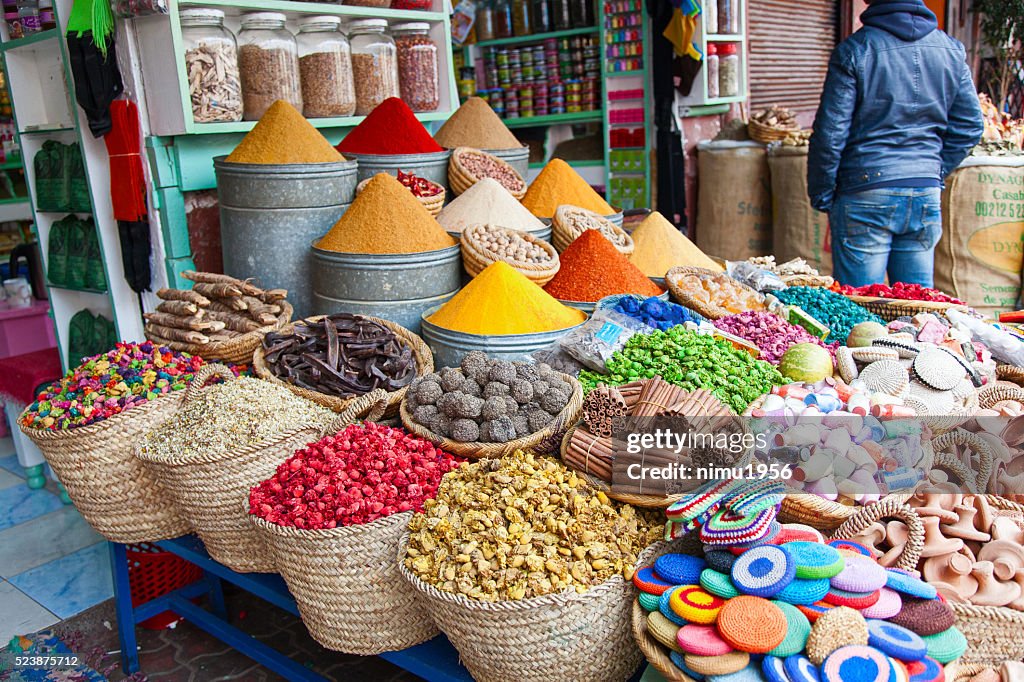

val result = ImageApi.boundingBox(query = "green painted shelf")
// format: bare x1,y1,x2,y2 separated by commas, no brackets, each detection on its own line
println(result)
607,70,645,78
1,29,58,51
19,126,75,135
0,159,23,170
0,196,29,204
48,282,109,295
528,159,603,169
184,0,446,21
472,26,599,49
503,111,602,128
187,110,451,135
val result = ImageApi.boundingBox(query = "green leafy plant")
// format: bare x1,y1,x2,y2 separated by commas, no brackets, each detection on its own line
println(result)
972,0,1024,112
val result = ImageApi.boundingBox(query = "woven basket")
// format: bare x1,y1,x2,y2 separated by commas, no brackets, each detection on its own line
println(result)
400,373,584,459
356,176,444,217
398,532,646,682
842,295,968,322
248,509,436,654
931,428,994,493
781,274,834,288
978,381,1024,409
665,266,764,320
460,224,560,285
946,663,992,682
251,315,433,419
19,391,191,544
748,119,800,144
135,365,388,572
145,302,293,364
448,147,527,199
996,365,1024,387
552,205,635,255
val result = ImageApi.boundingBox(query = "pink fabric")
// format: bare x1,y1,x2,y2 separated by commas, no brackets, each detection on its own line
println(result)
0,348,62,405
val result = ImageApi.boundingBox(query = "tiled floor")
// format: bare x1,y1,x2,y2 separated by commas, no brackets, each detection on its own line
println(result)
0,435,110,645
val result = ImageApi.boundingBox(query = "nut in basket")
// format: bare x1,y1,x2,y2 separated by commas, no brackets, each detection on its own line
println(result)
449,147,527,199
460,224,560,285
553,205,634,255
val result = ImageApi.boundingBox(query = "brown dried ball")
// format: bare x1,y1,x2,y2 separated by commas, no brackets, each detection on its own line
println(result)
486,415,517,443
533,380,550,395
541,388,570,415
537,362,553,378
481,396,508,421
511,413,530,437
437,394,460,418
483,382,511,398
413,404,440,429
452,394,484,420
527,407,554,432
478,421,492,442
412,378,443,405
439,367,466,393
516,363,540,382
503,396,519,416
460,351,489,378
451,419,480,442
510,380,534,404
436,415,452,438
461,380,482,398
488,360,517,386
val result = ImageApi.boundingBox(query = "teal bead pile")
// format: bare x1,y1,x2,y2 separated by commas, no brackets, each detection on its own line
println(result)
772,287,884,345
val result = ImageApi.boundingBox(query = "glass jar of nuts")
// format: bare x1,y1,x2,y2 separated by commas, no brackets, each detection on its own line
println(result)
237,12,303,121
348,18,400,116
180,8,242,123
393,22,440,113
296,15,356,118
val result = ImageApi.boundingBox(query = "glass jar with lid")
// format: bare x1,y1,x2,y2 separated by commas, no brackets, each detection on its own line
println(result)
349,18,400,116
718,42,740,97
181,8,242,123
718,0,739,34
475,0,496,41
511,0,532,36
393,22,440,113
550,0,571,30
706,42,719,99
296,15,355,118
237,12,302,121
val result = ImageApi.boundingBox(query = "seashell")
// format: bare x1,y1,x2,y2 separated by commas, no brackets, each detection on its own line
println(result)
914,347,967,391
872,337,923,359
851,347,900,363
952,378,977,400
902,395,930,416
899,358,915,371
859,360,909,396
837,346,859,383
906,382,958,415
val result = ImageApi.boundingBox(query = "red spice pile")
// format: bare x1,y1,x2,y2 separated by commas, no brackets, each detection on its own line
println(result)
544,230,664,302
336,98,444,155
836,281,964,304
248,422,460,529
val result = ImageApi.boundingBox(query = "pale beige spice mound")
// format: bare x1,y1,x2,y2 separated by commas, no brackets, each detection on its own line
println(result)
433,96,523,150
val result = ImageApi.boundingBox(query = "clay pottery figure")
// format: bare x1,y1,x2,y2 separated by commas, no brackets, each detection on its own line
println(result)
922,552,978,600
920,516,965,558
991,517,1024,545
977,539,1024,581
942,505,992,542
970,560,1022,607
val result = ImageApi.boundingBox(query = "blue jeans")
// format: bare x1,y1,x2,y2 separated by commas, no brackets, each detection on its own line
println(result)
829,188,942,287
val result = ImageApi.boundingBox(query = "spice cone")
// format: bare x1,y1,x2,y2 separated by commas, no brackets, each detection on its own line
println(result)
225,100,344,165
522,159,615,218
629,211,724,277
544,230,664,302
336,98,443,156
433,97,522,150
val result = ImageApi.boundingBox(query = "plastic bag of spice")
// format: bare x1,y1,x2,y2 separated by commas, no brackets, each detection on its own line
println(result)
725,260,785,293
558,309,650,373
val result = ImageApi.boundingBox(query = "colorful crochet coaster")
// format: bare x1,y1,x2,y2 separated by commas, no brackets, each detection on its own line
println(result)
778,578,832,606
885,569,937,600
649,610,686,654
732,545,796,598
661,587,689,626
657,554,709,586
671,585,726,625
710,663,771,682
729,521,782,554
769,601,812,658
707,549,738,573
867,620,927,662
671,651,707,681
685,651,752,677
889,598,955,636
717,596,788,654
824,587,881,609
831,556,888,593
702,568,742,599
890,658,910,682
822,645,893,682
788,542,845,580
862,588,902,620
777,526,825,544
667,479,744,529
785,655,822,682
700,507,777,545
921,627,967,664
797,601,837,623
639,591,662,612
904,657,944,682
679,624,736,657
828,539,872,557
806,606,870,666
729,479,786,516
634,565,675,595
764,656,792,682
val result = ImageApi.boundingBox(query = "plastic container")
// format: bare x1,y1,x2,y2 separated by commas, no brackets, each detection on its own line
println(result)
127,543,204,630
180,8,242,123
237,12,302,121
394,22,440,113
349,19,400,116
532,0,551,33
0,300,55,358
494,0,513,38
296,15,355,118
704,0,718,34
718,0,739,34
719,42,740,97
706,43,719,99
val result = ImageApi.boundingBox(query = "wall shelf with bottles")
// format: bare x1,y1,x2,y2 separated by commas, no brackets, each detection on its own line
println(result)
677,0,748,109
473,25,598,48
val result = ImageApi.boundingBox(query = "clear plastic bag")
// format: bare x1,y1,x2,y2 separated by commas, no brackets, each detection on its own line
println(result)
726,260,786,293
114,0,167,17
558,309,650,373
532,345,586,376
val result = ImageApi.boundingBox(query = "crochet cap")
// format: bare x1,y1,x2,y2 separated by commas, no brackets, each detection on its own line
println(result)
788,542,845,580
639,591,662,612
671,585,727,625
862,588,903,620
921,627,967,664
667,479,742,528
679,624,737,657
701,507,777,545
657,554,709,586
828,539,872,557
904,657,945,682
732,545,796,598
634,566,675,595
785,655,822,682
777,577,832,606
716,596,788,654
729,521,782,554
769,601,812,658
805,606,870,665
685,651,752,677
885,569,938,600
822,645,894,682
797,601,837,623
888,598,955,636
648,610,686,654
710,663,771,682
671,651,707,681
702,568,742,599
661,587,689,626
867,619,927,662
824,587,882,609
831,556,888,593
706,549,738,573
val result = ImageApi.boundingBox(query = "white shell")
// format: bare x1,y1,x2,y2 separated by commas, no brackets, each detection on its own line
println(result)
913,347,966,391
851,347,900,363
837,346,859,383
858,360,910,397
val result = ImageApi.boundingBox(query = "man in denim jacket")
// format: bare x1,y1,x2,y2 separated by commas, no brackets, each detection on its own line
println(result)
808,0,984,287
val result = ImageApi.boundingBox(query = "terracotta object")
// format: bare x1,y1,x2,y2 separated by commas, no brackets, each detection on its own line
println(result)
1010,570,1024,611
978,539,1024,581
886,520,910,546
930,581,970,603
970,560,1022,607
998,469,1024,498
922,552,978,600
1000,661,1024,682
920,516,965,558
849,522,887,558
991,517,1024,544
1002,415,1024,448
942,505,992,542
974,495,995,532
992,400,1023,417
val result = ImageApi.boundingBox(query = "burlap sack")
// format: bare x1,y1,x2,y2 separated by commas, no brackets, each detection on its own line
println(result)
768,145,832,275
696,141,773,261
935,157,1024,317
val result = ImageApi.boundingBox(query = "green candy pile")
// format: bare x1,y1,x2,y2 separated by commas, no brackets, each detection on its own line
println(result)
579,326,785,413
772,287,884,345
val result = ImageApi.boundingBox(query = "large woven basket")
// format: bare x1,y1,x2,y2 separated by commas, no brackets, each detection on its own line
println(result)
748,118,800,144
399,532,646,682
460,224,560,285
252,315,434,418
665,266,764,320
400,372,584,459
145,301,293,364
552,204,635,255
996,364,1024,387
135,365,387,572
19,389,192,544
842,295,968,322
448,147,527,199
248,509,436,654
356,176,444,217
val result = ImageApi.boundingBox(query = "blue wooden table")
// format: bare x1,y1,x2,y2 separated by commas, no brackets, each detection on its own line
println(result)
110,536,474,681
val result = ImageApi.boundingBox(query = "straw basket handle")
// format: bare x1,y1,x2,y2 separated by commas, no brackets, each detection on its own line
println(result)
831,496,924,571
320,388,389,437
932,429,994,494
182,363,237,404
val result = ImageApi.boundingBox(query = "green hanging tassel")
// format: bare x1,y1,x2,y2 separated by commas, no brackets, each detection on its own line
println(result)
66,0,114,56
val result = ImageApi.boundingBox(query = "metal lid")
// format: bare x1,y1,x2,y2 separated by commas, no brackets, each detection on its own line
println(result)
241,11,287,25
348,18,388,31
392,22,430,31
298,15,342,28
179,8,225,21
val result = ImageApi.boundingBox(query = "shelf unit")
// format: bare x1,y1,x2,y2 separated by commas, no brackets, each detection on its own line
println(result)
677,0,749,109
1,1,146,371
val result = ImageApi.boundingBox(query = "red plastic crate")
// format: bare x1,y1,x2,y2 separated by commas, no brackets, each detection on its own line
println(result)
127,543,203,629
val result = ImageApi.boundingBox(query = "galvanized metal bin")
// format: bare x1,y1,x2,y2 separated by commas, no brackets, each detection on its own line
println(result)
420,308,586,368
343,151,452,189
607,212,624,227
310,244,462,334
215,157,358,318
485,146,530,178
446,219,551,244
